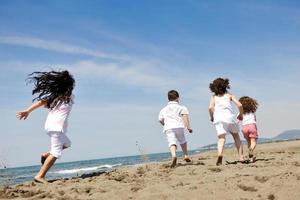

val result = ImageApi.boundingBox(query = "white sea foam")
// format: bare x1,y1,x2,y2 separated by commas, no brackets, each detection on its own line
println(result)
53,163,122,174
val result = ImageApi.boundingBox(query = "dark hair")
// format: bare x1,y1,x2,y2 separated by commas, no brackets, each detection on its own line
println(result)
209,78,230,96
239,96,258,113
168,90,179,101
27,70,75,109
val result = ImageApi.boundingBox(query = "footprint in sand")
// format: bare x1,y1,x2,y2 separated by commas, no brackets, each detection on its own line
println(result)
198,157,209,160
131,185,143,192
254,176,269,183
208,167,222,173
195,161,205,165
106,171,129,182
57,190,65,196
189,186,198,190
268,194,276,200
237,184,258,192
189,169,197,175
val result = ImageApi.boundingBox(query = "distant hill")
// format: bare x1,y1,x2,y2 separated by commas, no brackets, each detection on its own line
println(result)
198,129,300,151
272,129,300,141
257,129,300,143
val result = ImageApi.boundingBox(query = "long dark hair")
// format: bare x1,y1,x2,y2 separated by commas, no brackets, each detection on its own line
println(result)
27,70,75,109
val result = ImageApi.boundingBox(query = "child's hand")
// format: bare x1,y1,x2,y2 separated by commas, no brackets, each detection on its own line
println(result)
16,111,29,120
237,113,243,121
187,128,193,133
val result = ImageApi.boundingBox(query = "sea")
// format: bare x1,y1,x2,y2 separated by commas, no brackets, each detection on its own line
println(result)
0,149,207,186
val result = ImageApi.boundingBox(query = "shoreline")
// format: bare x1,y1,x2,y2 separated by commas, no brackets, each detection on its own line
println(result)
1,140,300,199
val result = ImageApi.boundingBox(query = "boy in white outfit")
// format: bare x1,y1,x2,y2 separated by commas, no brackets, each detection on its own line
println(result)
158,90,193,168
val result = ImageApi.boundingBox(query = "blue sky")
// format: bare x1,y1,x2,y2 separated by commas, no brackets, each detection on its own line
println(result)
0,0,299,167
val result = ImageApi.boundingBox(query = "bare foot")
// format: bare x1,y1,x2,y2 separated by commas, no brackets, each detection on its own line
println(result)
34,176,48,184
170,157,177,168
183,156,191,162
239,156,245,162
249,154,255,163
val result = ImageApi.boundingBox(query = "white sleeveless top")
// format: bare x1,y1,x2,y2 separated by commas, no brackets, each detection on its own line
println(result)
213,94,235,124
242,113,256,125
45,95,74,133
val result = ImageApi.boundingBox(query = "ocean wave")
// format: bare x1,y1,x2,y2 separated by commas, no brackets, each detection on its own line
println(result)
52,163,122,174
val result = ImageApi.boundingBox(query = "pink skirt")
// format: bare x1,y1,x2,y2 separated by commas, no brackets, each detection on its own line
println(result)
242,123,258,139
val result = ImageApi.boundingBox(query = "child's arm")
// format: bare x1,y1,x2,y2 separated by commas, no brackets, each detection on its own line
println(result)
182,114,193,133
230,95,243,121
158,111,165,126
17,100,47,120
208,96,215,122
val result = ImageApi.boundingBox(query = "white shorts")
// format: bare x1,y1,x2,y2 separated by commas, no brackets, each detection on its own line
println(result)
165,128,186,147
47,131,71,159
214,122,239,136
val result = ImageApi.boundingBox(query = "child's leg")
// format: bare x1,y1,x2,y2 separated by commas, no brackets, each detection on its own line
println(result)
216,134,225,165
217,134,226,157
231,132,244,161
175,128,190,160
249,138,257,156
180,142,191,162
62,134,71,150
180,142,188,156
36,131,65,182
243,136,251,156
41,145,67,165
249,138,257,162
246,138,251,149
169,144,177,168
215,123,227,158
166,129,177,158
170,144,177,158
41,152,50,165
247,124,258,158
242,126,251,156
34,154,57,183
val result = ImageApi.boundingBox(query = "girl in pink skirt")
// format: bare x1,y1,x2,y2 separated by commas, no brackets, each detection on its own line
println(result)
239,96,259,163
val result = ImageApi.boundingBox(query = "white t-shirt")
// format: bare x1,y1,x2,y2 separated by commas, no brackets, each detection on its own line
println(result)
242,112,256,125
45,95,74,133
158,101,189,132
213,94,235,124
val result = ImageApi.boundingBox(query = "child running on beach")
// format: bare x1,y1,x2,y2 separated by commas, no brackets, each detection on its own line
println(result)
17,70,75,183
208,78,245,165
239,96,259,163
159,90,193,168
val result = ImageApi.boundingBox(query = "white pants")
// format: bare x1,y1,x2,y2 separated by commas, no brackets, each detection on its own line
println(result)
214,122,239,136
165,128,186,147
47,131,71,159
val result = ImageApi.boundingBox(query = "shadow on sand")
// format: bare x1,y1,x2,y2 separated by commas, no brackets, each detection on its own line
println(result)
225,157,275,165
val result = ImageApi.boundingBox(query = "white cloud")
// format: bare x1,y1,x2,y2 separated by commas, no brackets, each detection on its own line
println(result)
69,60,174,89
0,58,185,93
0,35,193,92
0,35,130,61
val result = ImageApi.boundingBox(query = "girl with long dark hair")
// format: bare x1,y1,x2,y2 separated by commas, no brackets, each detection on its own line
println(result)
17,70,75,183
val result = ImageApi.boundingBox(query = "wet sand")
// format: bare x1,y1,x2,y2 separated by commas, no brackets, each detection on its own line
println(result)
1,140,300,200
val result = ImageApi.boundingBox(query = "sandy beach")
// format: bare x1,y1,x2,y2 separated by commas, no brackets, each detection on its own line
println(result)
1,140,300,200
